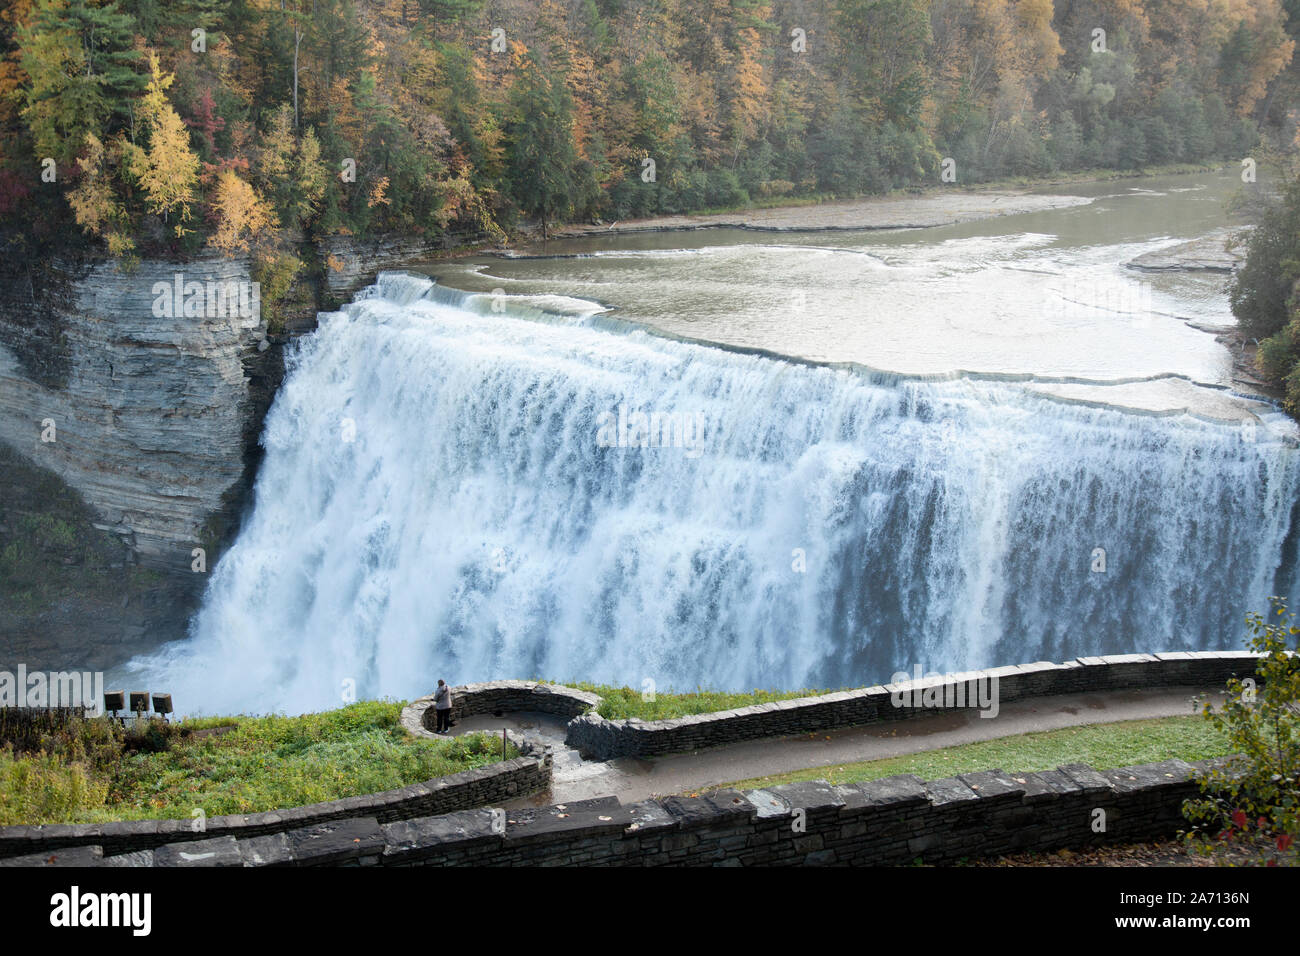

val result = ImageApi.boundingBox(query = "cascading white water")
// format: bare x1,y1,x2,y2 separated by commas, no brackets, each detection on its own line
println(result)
130,271,1300,715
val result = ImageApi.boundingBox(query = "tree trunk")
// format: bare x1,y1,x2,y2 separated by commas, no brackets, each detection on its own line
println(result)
293,29,303,130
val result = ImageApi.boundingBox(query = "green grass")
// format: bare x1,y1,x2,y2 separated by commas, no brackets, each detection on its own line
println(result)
0,700,517,825
0,751,111,824
553,681,837,720
717,715,1233,792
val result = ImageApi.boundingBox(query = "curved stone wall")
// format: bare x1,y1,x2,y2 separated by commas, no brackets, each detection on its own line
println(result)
563,652,1264,760
0,654,1263,863
400,680,600,738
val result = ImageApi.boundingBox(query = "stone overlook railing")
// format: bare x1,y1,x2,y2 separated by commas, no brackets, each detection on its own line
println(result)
0,756,1237,867
400,680,600,739
563,652,1263,760
0,732,551,861
0,654,1262,865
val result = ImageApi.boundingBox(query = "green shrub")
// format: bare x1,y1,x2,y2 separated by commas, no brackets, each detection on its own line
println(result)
1230,172,1300,344
1256,325,1297,381
252,250,304,334
1182,597,1300,865
0,748,109,824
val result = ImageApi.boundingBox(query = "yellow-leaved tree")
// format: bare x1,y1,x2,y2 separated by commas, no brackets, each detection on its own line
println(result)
66,132,135,258
133,51,200,236
208,169,277,254
292,126,329,229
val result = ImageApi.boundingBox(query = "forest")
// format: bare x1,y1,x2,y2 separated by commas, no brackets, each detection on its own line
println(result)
0,0,1296,263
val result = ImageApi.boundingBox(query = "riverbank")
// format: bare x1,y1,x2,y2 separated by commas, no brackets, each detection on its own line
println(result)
1117,228,1275,400
1125,228,1246,273
1121,230,1278,400
548,189,1092,237
543,163,1227,240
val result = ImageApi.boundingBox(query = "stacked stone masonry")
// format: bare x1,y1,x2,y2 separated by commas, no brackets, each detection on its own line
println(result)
0,757,1238,867
401,680,600,738
561,652,1262,759
0,654,1263,865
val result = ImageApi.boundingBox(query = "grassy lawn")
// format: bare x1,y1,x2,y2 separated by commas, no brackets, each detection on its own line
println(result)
559,682,837,720
716,715,1232,792
0,701,516,826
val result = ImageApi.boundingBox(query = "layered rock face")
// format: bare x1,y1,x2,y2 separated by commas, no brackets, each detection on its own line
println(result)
0,255,274,570
0,253,286,668
1,239,457,667
317,235,446,308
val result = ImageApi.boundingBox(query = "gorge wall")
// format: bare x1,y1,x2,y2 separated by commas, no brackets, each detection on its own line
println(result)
0,239,443,668
0,255,273,566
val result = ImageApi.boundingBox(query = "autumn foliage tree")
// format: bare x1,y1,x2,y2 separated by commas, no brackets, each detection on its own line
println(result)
131,52,201,236
209,168,276,253
0,0,1295,255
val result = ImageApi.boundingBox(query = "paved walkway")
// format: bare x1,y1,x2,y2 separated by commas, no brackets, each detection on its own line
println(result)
443,685,1223,809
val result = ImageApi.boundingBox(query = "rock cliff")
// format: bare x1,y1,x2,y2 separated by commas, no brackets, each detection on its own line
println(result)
0,239,445,668
0,255,274,567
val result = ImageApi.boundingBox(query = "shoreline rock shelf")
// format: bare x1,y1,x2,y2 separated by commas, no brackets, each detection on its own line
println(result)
1124,229,1247,272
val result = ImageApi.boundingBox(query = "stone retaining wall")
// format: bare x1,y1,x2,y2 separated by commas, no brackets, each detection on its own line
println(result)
0,747,550,861
564,652,1263,760
401,680,600,738
3,756,1234,867
1,655,1263,864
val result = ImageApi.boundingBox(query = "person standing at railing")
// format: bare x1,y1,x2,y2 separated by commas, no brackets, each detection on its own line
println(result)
434,679,453,734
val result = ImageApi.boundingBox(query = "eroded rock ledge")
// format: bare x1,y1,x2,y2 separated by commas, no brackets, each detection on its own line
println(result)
1124,228,1247,272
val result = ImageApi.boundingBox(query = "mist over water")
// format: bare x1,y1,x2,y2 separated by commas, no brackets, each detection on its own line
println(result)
129,271,1300,715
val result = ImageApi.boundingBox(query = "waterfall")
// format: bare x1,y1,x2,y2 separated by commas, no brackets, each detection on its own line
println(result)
129,272,1300,715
